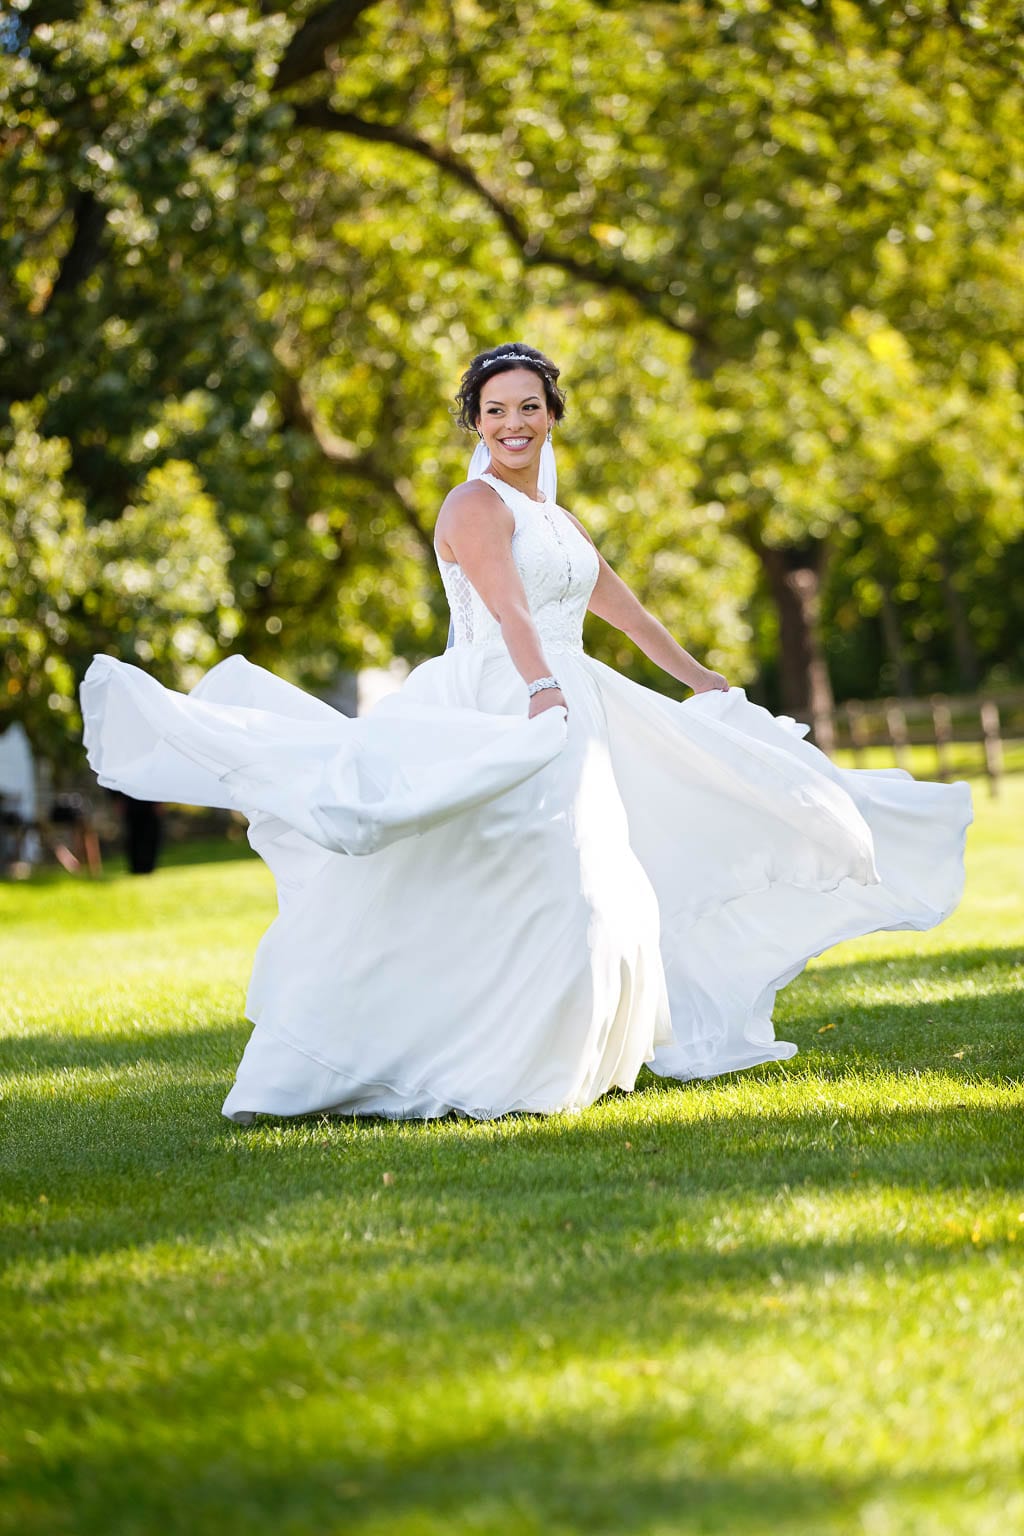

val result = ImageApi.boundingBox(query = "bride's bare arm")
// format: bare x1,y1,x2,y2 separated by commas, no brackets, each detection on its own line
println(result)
563,512,729,693
435,484,568,716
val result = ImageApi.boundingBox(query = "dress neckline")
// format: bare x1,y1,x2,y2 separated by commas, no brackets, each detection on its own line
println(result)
479,471,549,506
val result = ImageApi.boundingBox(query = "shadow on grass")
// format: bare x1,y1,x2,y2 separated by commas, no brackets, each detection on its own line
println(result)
191,1435,994,1536
4,944,1020,1086
3,1079,1022,1274
792,943,1023,1002
2,938,1022,1277
1,1019,249,1077
4,1399,990,1536
4,998,1020,1533
156,836,258,869
94,834,257,876
769,943,1024,1081
4,1112,1019,1530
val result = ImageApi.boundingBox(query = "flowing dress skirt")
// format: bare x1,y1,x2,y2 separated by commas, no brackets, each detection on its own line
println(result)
80,646,972,1121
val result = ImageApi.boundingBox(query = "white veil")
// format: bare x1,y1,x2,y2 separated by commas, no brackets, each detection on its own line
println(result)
465,436,558,502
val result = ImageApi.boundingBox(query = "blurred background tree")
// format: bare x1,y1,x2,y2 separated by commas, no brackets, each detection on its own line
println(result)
2,0,1021,773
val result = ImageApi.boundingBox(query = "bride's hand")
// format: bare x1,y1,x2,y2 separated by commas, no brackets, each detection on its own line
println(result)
529,687,568,719
690,667,730,694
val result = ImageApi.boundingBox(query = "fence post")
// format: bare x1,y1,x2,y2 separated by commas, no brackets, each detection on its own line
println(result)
931,695,953,782
845,702,868,768
813,702,836,757
980,699,1003,796
884,700,910,773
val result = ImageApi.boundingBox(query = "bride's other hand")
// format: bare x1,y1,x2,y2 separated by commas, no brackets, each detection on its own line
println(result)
691,667,730,694
529,687,568,719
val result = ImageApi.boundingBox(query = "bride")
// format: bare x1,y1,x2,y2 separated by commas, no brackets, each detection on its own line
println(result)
81,342,972,1123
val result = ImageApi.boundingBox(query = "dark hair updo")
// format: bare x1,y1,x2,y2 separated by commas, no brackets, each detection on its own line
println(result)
454,343,568,433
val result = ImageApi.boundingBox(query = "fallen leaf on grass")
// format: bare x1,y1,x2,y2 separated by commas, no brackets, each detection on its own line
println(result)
817,1023,837,1034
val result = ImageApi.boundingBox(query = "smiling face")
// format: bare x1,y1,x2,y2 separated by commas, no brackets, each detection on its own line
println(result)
474,367,554,475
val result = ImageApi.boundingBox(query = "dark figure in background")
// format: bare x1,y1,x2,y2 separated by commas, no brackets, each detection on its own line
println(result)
0,793,27,874
120,794,163,875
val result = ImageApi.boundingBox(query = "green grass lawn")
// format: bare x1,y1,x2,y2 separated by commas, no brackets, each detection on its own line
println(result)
2,779,1022,1536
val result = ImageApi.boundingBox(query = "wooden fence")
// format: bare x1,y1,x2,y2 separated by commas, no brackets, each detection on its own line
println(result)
816,688,1024,795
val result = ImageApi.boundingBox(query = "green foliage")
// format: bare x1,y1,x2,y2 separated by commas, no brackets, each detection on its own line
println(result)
703,314,1024,695
0,402,89,759
84,459,239,669
0,405,239,761
2,0,1022,763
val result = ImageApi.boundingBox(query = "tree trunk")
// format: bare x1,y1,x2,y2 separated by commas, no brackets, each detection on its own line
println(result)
939,553,979,690
757,541,835,751
46,191,108,307
878,580,914,697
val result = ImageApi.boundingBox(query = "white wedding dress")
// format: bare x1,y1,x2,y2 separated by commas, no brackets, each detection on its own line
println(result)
81,471,972,1122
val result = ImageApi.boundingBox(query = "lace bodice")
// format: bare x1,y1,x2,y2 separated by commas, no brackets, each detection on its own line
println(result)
436,472,599,655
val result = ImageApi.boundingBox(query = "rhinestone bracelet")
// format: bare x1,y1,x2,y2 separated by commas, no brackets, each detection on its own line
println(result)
527,675,561,698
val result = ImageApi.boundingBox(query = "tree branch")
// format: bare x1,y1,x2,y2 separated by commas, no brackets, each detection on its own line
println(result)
274,353,436,558
291,104,712,350
275,360,364,466
271,0,382,92
44,189,107,310
368,467,436,559
18,1,82,28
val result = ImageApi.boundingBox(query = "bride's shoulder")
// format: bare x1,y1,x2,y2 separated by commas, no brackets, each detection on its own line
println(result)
436,478,515,547
440,477,512,517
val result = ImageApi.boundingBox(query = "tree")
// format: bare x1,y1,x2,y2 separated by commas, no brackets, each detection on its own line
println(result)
2,0,1021,767
0,403,239,765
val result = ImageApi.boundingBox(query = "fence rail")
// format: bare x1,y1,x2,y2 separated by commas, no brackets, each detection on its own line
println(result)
820,688,1024,794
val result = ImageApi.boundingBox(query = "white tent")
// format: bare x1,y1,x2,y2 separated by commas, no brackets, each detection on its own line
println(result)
0,722,36,821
